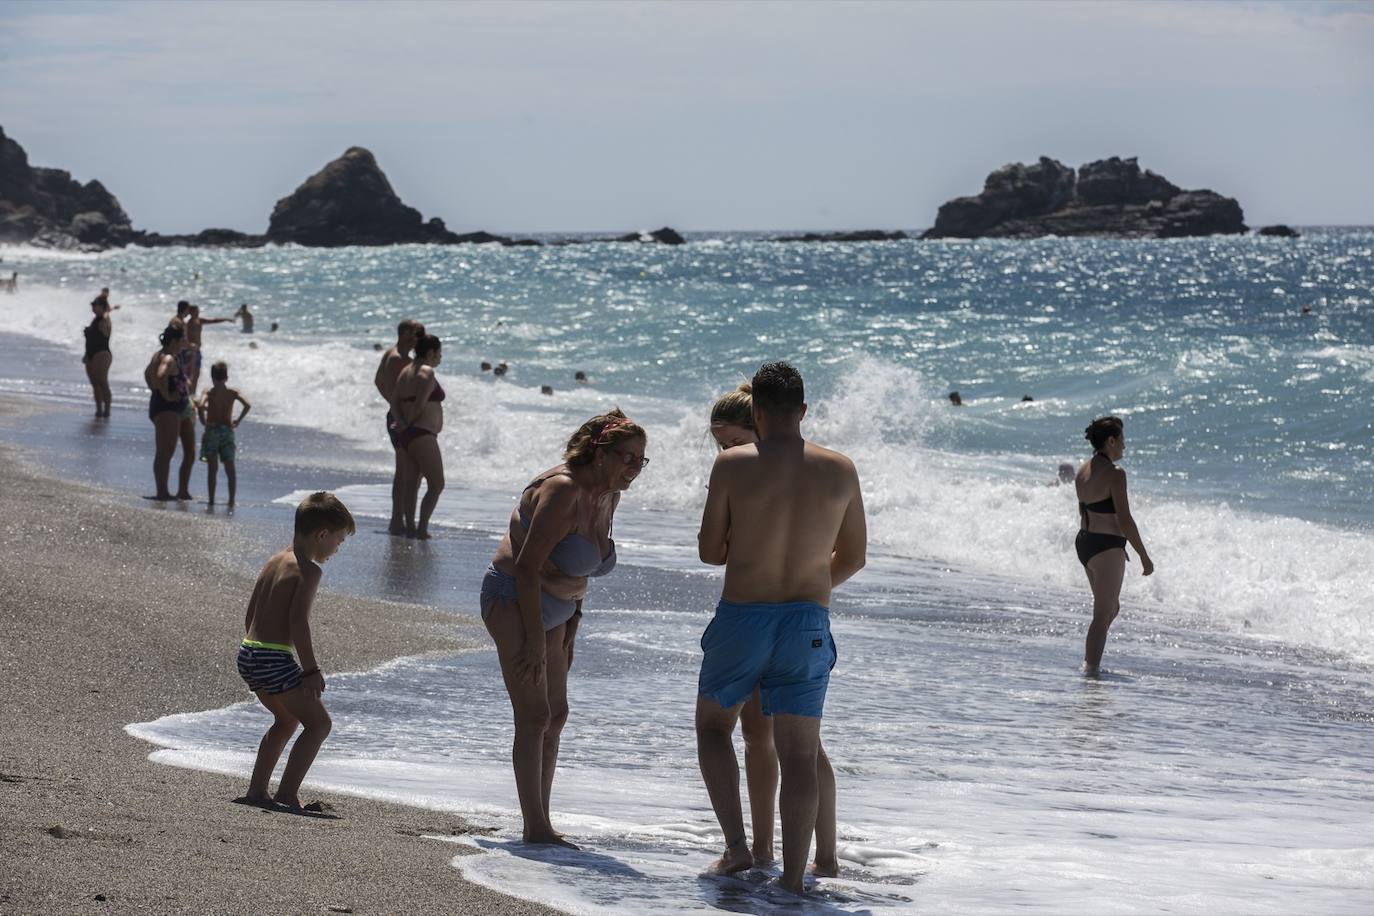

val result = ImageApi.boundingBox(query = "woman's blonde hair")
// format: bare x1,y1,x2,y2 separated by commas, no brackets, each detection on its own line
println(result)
709,382,753,430
564,408,646,466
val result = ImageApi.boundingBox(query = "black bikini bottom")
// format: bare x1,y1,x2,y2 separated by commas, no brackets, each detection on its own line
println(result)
1076,529,1128,566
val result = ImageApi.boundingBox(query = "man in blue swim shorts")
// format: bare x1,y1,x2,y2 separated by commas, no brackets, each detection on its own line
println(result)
695,361,867,895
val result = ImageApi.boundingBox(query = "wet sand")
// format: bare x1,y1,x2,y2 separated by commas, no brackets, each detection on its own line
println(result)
0,396,560,914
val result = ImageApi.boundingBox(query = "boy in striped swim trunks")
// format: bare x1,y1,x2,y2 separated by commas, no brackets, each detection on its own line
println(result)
236,492,356,812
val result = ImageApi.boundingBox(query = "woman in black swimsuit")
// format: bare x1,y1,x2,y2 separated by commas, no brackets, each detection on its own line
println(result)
143,322,189,501
389,332,446,539
1075,416,1153,674
83,289,118,417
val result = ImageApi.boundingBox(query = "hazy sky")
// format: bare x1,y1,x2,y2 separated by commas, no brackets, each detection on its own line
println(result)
2,0,1371,233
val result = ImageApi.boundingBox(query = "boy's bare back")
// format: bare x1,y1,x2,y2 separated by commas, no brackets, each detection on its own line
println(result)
202,385,241,426
245,547,321,647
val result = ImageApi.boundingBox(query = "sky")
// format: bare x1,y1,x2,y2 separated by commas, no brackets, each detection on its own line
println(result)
2,0,1371,233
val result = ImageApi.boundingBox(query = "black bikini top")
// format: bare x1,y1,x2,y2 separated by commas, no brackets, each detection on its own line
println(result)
1079,452,1117,515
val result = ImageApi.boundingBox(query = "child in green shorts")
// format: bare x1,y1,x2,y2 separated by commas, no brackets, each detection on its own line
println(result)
196,360,251,506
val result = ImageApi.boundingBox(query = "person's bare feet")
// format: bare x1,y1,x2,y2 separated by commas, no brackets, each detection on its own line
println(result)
808,858,840,878
232,793,285,811
751,843,775,867
416,528,432,541
705,838,753,875
523,830,579,849
175,491,194,501
388,522,406,536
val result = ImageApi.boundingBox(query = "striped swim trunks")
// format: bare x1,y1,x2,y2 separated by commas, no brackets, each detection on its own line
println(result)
236,639,303,695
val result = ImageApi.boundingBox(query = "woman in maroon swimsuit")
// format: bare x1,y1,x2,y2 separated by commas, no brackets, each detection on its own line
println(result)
390,332,446,539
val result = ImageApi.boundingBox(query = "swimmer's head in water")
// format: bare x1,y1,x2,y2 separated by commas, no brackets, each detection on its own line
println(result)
176,300,191,317
210,361,228,383
751,362,805,417
1085,416,1124,453
710,382,756,450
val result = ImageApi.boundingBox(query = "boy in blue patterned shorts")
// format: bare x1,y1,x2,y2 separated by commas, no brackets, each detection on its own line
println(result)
236,491,355,812
196,361,251,507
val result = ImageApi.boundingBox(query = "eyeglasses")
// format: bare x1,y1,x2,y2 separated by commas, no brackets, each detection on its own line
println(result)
611,448,650,470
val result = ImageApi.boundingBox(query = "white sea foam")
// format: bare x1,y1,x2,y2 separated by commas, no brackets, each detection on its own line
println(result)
129,607,1374,915
6,280,1370,659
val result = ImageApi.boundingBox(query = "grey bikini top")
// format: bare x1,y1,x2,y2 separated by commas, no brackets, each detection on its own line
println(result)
517,474,617,579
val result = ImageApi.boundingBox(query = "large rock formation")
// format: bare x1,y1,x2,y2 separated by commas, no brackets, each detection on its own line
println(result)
0,125,135,248
922,156,1246,239
265,146,465,246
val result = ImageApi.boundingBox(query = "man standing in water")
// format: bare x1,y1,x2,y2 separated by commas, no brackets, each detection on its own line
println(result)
185,304,235,393
695,361,867,894
374,319,424,535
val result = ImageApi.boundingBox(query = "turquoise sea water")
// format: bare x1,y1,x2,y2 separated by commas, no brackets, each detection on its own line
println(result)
4,232,1372,913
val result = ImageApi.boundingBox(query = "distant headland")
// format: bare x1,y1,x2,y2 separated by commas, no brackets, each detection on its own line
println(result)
0,125,1296,251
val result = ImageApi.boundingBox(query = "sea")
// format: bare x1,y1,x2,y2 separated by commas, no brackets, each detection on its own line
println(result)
1,230,1371,914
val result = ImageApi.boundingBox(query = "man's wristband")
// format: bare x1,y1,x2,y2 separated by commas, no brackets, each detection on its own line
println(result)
300,667,321,678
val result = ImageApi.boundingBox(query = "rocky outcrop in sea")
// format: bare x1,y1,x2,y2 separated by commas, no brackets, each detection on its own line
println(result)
265,146,464,247
0,125,135,249
922,156,1247,239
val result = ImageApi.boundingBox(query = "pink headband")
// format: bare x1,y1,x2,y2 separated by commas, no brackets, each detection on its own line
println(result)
592,417,634,446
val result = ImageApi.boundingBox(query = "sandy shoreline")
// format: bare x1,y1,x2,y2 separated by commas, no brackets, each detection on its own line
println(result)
0,397,560,915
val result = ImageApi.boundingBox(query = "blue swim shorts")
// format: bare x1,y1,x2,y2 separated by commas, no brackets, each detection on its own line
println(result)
697,599,837,718
236,639,303,695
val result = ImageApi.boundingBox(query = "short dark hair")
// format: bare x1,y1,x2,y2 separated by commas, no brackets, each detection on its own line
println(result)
1084,416,1124,450
398,318,423,336
751,362,804,415
294,491,356,537
176,300,191,316
414,332,442,358
210,361,228,382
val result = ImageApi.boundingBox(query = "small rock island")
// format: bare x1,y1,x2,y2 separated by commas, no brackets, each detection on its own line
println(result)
922,156,1247,239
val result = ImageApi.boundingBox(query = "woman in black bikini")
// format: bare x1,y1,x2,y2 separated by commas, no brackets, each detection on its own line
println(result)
143,322,189,501
389,332,446,539
1075,416,1154,674
83,289,118,417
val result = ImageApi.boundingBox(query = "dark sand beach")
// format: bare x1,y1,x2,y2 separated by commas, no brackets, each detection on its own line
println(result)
0,394,559,914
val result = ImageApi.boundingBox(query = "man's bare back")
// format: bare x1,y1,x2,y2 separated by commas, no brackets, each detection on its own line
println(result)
695,362,866,894
700,440,865,606
375,346,410,402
